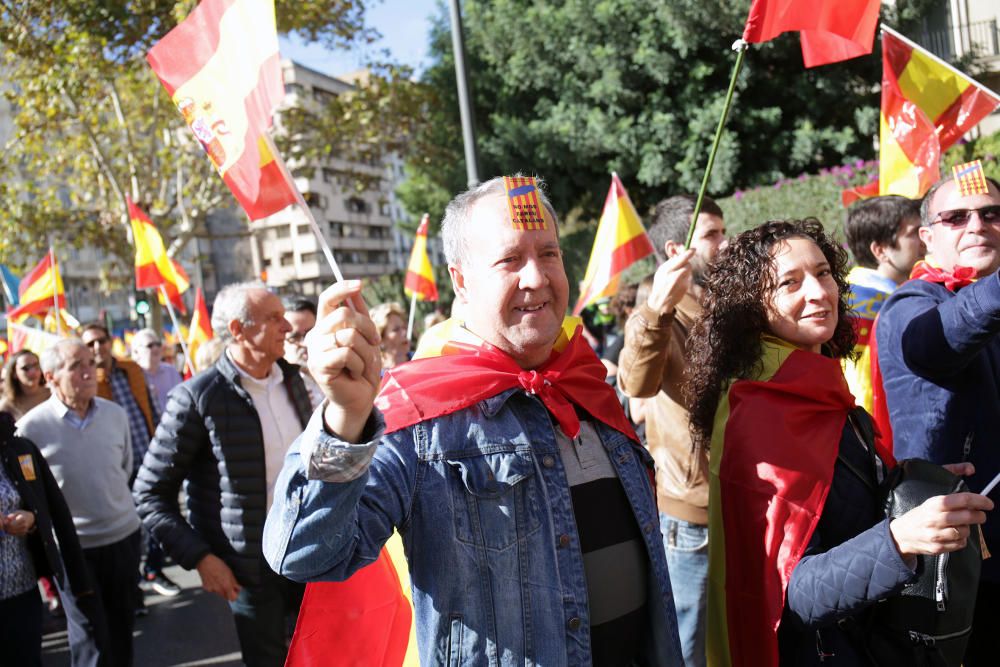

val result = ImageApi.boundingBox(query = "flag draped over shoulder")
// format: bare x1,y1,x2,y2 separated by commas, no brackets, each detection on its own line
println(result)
147,0,297,220
129,199,190,313
404,214,438,302
707,337,855,667
879,27,1000,198
6,253,65,323
573,174,654,315
742,0,881,68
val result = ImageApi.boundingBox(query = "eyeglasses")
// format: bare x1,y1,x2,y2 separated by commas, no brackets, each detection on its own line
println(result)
86,337,110,346
931,205,1000,227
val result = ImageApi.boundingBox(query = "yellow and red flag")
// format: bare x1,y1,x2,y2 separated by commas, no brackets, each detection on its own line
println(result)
503,176,547,231
707,338,858,667
953,159,990,197
573,173,654,315
6,252,66,323
743,0,881,68
403,214,438,302
187,287,213,372
879,26,1000,198
147,0,298,221
6,321,61,356
129,199,190,314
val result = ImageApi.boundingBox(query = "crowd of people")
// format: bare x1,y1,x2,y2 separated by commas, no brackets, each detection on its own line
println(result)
1,170,999,667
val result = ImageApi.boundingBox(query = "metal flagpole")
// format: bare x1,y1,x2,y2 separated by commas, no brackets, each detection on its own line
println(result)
685,40,749,248
407,291,418,342
449,0,480,187
159,285,195,377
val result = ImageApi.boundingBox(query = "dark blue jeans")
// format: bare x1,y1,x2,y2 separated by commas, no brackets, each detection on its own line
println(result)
0,587,43,667
228,561,305,667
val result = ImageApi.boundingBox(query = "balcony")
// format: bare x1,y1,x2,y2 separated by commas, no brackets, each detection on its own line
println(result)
918,19,999,63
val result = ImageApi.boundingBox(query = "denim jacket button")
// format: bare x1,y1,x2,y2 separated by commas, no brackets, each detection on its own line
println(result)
542,455,556,468
558,534,571,548
567,617,581,630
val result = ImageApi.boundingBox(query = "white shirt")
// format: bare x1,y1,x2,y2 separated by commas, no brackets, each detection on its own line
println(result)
227,351,302,511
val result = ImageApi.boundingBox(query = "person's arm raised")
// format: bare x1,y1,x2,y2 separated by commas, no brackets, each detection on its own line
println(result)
307,280,382,443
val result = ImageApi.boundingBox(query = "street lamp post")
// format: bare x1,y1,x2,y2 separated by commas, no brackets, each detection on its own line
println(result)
448,0,480,188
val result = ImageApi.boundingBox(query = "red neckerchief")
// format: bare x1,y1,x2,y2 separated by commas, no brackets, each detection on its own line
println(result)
910,260,976,291
375,327,638,442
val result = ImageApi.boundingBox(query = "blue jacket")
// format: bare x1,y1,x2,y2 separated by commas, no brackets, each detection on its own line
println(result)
264,388,683,666
779,417,915,665
876,272,1000,583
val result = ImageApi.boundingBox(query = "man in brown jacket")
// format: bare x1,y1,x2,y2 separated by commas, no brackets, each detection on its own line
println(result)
617,194,726,667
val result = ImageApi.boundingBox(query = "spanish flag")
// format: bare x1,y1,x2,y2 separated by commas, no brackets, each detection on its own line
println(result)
707,337,855,666
403,214,438,303
6,252,65,323
743,0,881,68
879,25,1000,198
147,0,298,221
573,173,654,315
187,287,213,372
129,199,190,313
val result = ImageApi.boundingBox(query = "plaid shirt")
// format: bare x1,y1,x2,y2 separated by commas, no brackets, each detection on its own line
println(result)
109,363,157,471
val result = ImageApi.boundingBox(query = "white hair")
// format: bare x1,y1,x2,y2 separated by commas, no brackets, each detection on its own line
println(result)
40,339,87,375
211,281,269,342
440,175,558,266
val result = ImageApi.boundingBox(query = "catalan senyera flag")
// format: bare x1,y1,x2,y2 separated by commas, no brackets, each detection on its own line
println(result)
953,159,990,196
404,214,438,302
147,0,298,221
128,199,190,314
187,287,213,372
707,337,856,667
572,173,654,315
879,26,1000,198
743,0,881,68
6,252,66,323
503,176,547,231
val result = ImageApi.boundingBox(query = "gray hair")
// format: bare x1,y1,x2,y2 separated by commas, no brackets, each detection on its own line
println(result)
441,175,558,266
211,281,269,342
40,339,87,375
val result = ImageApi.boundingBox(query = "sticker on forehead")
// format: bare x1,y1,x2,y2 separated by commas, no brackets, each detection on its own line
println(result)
503,176,547,231
952,160,989,197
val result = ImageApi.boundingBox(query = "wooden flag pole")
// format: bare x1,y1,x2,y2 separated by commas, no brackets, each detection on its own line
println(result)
159,285,195,377
685,40,748,248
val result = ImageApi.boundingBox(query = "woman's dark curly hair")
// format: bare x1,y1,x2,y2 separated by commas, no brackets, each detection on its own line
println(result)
685,219,855,449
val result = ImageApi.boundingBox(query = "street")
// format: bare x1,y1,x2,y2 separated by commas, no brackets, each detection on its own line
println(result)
42,564,243,667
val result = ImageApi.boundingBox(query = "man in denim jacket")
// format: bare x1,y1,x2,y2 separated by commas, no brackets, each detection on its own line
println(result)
264,177,683,665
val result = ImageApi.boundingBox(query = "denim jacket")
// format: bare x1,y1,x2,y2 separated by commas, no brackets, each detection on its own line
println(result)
264,388,683,666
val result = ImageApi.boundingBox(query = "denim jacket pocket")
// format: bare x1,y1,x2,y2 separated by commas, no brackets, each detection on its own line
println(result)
446,450,541,552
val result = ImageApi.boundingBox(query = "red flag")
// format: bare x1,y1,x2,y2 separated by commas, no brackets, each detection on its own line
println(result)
743,0,881,68
404,214,438,302
147,0,298,220
6,253,66,322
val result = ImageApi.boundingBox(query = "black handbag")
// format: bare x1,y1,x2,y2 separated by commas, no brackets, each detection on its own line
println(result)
863,458,982,666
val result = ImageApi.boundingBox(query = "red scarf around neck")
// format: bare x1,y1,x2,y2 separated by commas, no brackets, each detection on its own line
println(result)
910,260,976,291
375,326,638,442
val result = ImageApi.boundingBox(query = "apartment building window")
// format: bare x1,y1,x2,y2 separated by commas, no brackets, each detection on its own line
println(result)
303,192,328,210
329,221,343,237
279,252,294,266
368,251,389,264
285,83,304,96
276,226,291,239
379,200,390,216
345,197,368,214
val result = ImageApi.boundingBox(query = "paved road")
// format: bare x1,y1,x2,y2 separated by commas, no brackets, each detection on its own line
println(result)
42,564,243,667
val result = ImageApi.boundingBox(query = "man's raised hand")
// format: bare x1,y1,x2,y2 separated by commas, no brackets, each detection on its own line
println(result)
308,281,382,443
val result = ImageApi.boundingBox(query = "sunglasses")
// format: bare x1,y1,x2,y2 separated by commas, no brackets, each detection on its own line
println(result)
86,337,110,346
931,205,1000,227
144,342,162,349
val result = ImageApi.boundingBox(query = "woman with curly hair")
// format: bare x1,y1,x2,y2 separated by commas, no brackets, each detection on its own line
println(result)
0,350,50,421
687,219,991,666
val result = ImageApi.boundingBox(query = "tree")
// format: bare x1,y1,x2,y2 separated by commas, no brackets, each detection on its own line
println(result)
0,0,423,280
397,0,941,294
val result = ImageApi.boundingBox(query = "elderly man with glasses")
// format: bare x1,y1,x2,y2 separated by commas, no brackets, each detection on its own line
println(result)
875,171,1000,666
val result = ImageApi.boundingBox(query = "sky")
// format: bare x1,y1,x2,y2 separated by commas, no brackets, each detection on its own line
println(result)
278,0,441,78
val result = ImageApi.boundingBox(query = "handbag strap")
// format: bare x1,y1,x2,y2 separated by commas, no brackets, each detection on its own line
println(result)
837,407,882,491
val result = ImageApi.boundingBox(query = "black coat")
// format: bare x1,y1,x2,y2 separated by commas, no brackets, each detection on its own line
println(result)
778,412,917,665
133,354,313,586
0,412,93,597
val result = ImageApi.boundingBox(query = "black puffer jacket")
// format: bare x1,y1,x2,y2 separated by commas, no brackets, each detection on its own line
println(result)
133,354,313,586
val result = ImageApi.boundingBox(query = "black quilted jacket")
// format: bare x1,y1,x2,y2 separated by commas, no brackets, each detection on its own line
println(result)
777,414,917,665
133,353,313,586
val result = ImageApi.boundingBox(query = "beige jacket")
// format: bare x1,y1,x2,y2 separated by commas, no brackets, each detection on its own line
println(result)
617,294,709,525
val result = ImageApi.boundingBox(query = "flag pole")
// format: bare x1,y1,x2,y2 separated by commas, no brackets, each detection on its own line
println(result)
407,292,418,342
49,245,62,335
159,285,195,377
261,133,349,284
685,39,749,248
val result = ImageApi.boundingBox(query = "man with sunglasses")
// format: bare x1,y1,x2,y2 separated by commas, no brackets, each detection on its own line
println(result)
876,172,1000,666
